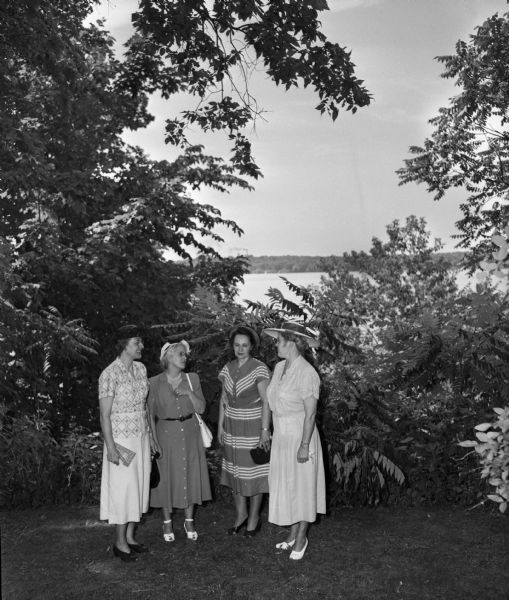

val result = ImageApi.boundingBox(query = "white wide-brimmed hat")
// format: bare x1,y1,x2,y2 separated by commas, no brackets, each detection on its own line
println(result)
262,322,319,348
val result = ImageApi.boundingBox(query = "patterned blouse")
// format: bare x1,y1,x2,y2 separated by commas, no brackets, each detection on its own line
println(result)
98,358,149,439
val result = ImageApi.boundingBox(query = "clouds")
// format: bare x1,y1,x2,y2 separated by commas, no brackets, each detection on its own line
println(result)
327,0,383,12
87,0,506,256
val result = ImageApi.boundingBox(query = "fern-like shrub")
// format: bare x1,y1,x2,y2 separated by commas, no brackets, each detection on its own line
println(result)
0,407,103,508
60,427,103,504
0,408,63,507
320,366,406,509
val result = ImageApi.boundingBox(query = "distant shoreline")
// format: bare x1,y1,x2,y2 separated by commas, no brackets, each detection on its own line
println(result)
245,252,465,274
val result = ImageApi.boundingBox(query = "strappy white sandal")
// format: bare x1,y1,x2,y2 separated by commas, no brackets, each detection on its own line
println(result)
275,539,295,550
162,519,175,542
184,518,198,541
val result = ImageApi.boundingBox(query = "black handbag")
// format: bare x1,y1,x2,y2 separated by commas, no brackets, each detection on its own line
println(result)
250,445,271,465
150,452,160,488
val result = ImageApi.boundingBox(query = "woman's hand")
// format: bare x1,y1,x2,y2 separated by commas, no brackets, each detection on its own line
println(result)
150,435,162,457
176,388,191,402
258,429,271,451
106,443,120,465
297,443,309,463
217,424,224,446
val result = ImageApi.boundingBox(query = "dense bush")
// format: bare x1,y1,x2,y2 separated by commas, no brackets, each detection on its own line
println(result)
311,218,508,509
388,388,490,506
0,408,102,508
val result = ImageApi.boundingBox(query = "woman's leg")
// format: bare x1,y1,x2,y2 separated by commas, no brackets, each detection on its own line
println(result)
286,522,299,544
247,493,263,530
162,507,173,536
293,521,309,551
233,492,248,526
125,521,137,545
114,523,130,552
184,504,196,533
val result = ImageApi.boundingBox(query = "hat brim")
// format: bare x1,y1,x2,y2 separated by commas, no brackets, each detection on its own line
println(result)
262,328,319,348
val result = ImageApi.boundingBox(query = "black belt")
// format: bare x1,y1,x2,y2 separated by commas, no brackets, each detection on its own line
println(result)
162,413,193,422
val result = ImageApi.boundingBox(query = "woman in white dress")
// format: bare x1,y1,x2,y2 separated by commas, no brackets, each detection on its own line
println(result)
99,326,152,562
263,322,326,561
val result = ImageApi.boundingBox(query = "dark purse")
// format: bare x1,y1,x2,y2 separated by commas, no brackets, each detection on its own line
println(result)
150,452,160,488
250,445,271,465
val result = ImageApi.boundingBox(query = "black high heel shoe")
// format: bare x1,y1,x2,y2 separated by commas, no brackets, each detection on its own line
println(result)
227,517,248,536
128,542,149,553
243,519,261,538
112,544,137,562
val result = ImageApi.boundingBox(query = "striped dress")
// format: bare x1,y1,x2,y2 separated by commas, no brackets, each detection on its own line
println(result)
219,358,271,496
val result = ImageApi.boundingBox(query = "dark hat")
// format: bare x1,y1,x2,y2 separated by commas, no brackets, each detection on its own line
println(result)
229,324,260,348
116,324,146,340
262,321,319,348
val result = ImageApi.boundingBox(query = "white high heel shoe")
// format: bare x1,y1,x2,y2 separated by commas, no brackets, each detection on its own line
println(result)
184,518,198,541
162,519,175,542
275,539,295,550
289,538,308,560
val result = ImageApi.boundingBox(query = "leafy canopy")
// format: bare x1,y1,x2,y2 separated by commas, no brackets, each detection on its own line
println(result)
1,0,371,430
121,0,371,178
397,10,509,267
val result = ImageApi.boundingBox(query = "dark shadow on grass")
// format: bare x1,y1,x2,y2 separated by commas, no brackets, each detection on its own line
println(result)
1,503,508,600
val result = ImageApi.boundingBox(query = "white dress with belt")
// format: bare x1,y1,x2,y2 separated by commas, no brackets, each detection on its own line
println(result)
267,356,326,525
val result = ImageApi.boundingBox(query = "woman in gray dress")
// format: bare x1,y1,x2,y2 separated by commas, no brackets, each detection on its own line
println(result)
148,340,211,542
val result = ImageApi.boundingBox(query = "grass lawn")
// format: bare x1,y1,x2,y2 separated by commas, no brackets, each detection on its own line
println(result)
1,502,507,600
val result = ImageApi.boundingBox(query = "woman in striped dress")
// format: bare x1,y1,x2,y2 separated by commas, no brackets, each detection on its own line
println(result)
218,325,271,536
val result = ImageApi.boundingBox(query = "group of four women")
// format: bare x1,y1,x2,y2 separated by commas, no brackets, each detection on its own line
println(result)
99,322,325,563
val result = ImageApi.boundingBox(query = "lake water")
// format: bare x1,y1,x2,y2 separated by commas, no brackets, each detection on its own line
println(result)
236,270,502,304
236,272,326,304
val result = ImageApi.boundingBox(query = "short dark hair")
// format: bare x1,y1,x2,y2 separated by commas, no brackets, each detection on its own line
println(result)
229,325,259,353
115,338,130,357
114,336,141,357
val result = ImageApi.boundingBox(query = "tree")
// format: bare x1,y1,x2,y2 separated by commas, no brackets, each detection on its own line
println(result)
313,217,505,507
397,9,509,268
121,0,371,178
1,0,371,432
396,6,509,509
319,216,458,344
0,1,249,428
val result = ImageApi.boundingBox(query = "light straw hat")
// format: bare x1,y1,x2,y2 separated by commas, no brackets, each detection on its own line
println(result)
262,322,319,348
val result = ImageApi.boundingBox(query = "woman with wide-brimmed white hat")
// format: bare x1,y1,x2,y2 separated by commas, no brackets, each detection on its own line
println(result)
263,321,326,561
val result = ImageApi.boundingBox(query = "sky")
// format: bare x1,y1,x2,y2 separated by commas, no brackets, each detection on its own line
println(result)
89,0,508,257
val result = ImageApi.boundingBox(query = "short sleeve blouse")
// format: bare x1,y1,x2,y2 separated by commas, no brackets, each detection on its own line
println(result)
219,358,270,408
267,356,320,418
98,358,149,438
